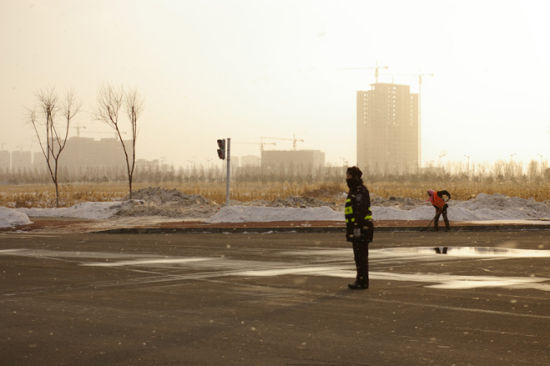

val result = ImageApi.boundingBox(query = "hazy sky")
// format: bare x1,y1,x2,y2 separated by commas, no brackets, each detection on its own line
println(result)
1,0,549,168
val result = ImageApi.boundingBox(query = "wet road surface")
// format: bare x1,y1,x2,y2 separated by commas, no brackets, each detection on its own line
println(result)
1,230,549,365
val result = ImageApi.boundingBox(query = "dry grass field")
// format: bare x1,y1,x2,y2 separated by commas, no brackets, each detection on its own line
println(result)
1,180,549,208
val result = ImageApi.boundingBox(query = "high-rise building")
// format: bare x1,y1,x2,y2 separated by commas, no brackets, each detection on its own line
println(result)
32,152,44,170
0,150,10,171
357,83,419,174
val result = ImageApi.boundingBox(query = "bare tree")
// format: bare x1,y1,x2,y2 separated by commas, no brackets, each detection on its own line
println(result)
29,89,80,207
96,85,143,199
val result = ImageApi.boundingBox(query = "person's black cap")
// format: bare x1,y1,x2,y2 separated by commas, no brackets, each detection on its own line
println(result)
346,166,362,179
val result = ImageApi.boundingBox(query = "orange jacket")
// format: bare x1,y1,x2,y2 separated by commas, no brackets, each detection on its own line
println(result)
428,190,446,209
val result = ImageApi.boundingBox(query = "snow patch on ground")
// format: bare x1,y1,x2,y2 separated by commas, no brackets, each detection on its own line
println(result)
0,207,32,228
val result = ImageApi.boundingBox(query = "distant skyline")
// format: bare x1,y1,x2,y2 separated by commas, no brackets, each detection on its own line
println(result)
1,0,549,168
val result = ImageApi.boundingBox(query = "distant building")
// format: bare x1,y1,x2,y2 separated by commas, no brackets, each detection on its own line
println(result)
136,159,160,171
261,150,325,171
11,151,32,172
32,152,44,170
58,137,132,173
240,155,261,167
357,83,419,174
0,150,10,171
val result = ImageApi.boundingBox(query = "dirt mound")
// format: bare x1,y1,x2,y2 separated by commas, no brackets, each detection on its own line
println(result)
371,196,428,210
127,187,211,205
117,187,216,218
242,195,335,209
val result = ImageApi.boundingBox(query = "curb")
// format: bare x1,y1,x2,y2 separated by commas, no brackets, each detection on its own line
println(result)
95,224,550,234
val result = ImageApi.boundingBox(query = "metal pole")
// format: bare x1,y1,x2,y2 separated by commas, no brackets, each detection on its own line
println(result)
226,137,231,206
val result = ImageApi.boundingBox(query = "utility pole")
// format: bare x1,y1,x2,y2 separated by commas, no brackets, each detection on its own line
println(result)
226,138,230,206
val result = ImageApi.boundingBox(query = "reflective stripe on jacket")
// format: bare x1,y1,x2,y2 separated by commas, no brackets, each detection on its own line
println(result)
345,185,372,226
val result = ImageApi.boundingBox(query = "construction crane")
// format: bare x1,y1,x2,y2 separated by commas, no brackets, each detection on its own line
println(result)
73,124,86,137
72,124,126,139
338,63,390,84
260,135,304,150
386,71,433,96
389,71,434,116
234,141,276,152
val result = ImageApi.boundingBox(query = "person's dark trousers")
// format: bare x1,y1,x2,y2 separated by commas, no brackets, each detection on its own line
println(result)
434,205,450,231
352,238,369,287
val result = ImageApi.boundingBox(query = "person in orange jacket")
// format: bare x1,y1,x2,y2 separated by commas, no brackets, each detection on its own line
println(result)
427,189,451,231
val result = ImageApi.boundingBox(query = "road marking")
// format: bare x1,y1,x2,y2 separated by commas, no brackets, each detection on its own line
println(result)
368,298,550,320
457,327,536,337
82,257,212,267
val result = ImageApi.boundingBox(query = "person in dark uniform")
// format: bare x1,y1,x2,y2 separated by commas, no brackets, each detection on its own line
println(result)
345,166,374,290
427,189,451,231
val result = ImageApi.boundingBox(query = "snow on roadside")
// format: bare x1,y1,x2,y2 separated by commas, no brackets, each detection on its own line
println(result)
452,193,550,220
16,202,122,220
206,193,550,223
0,207,32,228
206,205,342,223
1,192,550,228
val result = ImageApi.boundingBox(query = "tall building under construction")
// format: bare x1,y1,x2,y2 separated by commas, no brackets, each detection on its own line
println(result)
357,83,419,174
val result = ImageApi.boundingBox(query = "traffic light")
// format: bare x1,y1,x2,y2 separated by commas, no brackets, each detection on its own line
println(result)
217,139,225,160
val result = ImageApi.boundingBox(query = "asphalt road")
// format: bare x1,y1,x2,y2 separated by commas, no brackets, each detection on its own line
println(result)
1,230,549,365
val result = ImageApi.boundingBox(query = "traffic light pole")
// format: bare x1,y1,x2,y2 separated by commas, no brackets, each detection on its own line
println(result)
225,137,230,206
216,137,231,206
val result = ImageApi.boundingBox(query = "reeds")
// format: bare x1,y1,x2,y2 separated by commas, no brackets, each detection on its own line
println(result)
1,159,549,207
1,179,549,208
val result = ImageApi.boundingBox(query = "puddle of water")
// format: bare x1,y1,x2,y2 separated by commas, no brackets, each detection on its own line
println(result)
233,246,550,291
232,267,550,291
283,246,550,259
375,246,550,258
2,247,549,291
369,271,550,291
428,246,550,257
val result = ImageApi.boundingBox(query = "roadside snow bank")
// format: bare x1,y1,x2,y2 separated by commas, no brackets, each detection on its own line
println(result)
207,205,342,223
0,207,32,228
452,193,550,221
17,202,122,220
206,193,550,223
1,192,550,227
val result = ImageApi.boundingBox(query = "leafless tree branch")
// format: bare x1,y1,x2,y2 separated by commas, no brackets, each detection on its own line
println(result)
96,84,144,199
29,88,79,207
